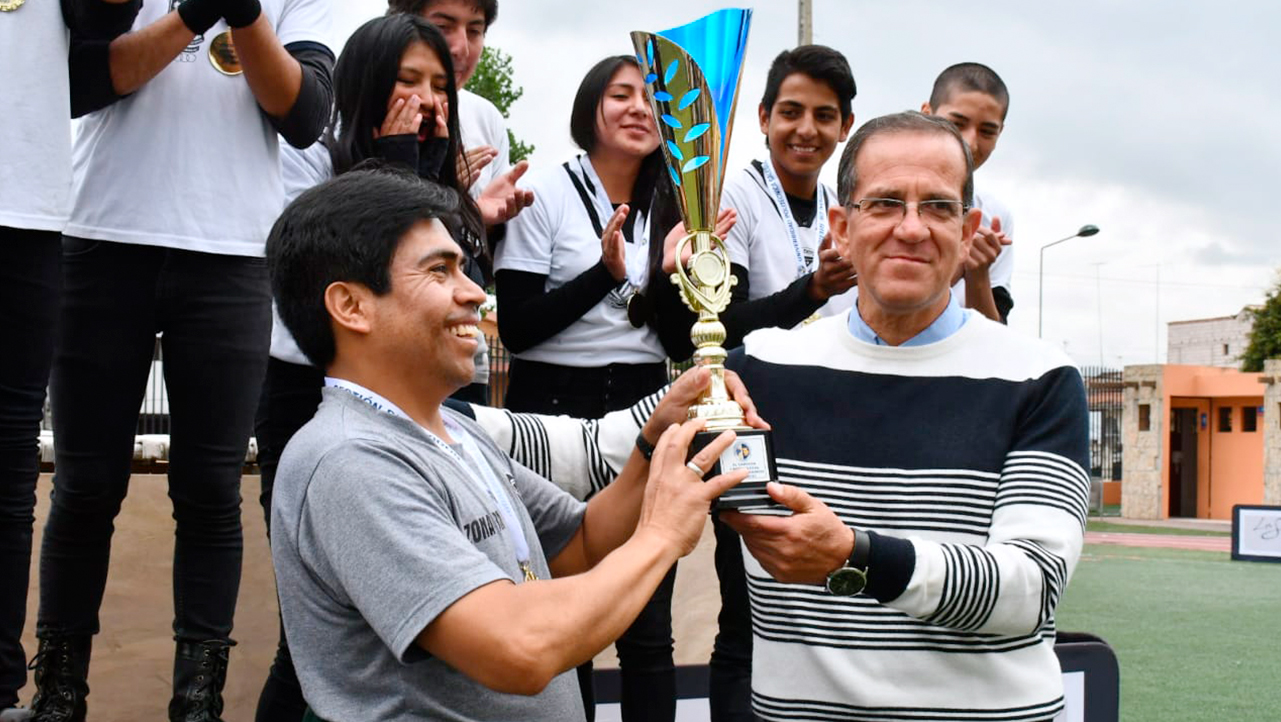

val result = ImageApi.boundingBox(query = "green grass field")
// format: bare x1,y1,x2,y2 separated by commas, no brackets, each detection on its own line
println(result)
1085,521,1232,537
1056,545,1281,721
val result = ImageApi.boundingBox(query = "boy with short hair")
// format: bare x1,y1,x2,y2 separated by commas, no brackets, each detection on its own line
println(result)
921,62,1015,323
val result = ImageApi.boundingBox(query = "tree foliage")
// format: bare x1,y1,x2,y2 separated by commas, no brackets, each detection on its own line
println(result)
1241,271,1281,372
465,45,534,163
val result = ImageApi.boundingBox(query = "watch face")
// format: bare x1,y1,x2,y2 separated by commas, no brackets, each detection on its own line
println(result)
826,567,867,597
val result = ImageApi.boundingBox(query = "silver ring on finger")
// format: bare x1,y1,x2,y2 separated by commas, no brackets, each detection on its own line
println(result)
685,460,707,477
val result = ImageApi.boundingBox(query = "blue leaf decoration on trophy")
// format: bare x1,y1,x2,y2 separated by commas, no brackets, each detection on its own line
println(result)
664,59,680,84
682,156,710,173
683,123,710,143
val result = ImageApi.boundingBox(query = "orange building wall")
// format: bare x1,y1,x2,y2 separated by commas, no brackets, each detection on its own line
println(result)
1159,366,1267,520
1207,397,1265,518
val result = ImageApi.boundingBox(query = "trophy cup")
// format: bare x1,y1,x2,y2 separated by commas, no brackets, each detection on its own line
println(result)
631,9,777,510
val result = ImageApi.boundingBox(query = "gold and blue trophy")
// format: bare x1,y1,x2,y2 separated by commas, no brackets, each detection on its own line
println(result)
632,9,777,510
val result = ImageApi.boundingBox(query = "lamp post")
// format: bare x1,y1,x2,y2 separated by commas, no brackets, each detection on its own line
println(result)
1038,224,1100,338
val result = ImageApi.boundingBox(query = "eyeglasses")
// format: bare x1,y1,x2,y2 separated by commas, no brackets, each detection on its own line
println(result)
848,197,968,225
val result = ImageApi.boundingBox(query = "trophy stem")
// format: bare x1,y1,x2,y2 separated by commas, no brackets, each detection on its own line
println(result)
688,308,747,432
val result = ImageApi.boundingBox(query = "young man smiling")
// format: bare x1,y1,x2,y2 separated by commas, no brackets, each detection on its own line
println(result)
921,62,1015,323
721,45,858,317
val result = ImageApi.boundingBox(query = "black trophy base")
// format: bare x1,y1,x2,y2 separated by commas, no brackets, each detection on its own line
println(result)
688,427,780,512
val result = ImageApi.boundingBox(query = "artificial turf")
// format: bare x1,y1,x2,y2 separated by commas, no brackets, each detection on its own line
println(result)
1085,521,1232,537
1056,544,1281,721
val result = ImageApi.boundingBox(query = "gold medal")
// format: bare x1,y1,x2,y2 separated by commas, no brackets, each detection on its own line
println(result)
0,0,27,13
208,30,242,76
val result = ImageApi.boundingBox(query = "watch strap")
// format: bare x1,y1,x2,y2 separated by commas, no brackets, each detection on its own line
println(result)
635,431,656,462
849,526,870,571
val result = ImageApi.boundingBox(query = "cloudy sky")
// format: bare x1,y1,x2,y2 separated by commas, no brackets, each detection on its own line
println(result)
337,0,1280,368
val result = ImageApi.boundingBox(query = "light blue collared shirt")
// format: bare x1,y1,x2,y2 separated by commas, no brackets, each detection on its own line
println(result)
847,291,968,347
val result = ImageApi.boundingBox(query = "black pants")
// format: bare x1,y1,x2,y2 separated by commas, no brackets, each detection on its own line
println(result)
37,239,269,648
709,513,755,721
0,228,60,708
506,357,672,722
253,358,323,722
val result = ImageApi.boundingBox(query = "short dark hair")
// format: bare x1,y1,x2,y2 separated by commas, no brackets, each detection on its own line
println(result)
836,111,974,208
268,166,464,369
569,55,665,206
387,0,498,29
928,62,1009,119
760,45,856,123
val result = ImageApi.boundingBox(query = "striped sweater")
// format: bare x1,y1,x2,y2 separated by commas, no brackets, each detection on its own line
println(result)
728,310,1090,722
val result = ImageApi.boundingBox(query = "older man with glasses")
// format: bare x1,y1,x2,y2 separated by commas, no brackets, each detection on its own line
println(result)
718,111,1091,722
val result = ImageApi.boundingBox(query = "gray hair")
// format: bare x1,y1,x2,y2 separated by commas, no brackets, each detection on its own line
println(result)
835,111,974,208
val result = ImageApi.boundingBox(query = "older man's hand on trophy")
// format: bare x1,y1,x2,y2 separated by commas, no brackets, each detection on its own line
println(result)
661,208,738,274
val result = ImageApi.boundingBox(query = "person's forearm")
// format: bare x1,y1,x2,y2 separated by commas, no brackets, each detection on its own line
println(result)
108,11,194,96
495,267,619,353
550,451,650,575
964,271,1001,322
231,15,302,119
418,528,681,695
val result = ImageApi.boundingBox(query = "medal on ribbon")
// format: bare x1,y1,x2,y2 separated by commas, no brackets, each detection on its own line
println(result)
208,30,243,76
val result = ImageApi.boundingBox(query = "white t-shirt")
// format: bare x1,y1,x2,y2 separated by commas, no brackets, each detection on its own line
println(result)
270,142,331,365
720,160,855,317
952,188,1015,303
457,88,509,199
495,155,665,366
64,0,331,257
0,2,71,232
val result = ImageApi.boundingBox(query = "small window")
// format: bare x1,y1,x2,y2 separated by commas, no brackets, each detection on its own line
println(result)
1223,343,1230,355
1218,406,1233,432
1243,406,1258,432
1139,404,1151,431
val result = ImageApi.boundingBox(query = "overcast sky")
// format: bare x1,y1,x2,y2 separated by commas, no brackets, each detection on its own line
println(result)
336,0,1280,368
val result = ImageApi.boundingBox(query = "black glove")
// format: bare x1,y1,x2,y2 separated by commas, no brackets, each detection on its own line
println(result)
176,0,220,35
221,0,261,28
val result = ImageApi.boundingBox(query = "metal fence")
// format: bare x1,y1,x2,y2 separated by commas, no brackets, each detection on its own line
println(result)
1081,365,1123,482
39,342,1130,485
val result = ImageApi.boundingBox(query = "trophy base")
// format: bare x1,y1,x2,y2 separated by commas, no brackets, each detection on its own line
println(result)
688,427,780,512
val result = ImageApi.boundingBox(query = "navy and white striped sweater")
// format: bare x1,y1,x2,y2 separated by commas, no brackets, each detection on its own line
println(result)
728,310,1090,722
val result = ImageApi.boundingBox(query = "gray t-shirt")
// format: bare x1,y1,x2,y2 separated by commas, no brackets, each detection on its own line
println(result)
271,388,588,721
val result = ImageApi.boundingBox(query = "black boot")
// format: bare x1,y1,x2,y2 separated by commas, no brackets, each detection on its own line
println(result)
168,639,234,722
27,635,91,722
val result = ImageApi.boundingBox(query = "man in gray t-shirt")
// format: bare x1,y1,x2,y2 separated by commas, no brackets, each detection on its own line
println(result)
267,167,750,721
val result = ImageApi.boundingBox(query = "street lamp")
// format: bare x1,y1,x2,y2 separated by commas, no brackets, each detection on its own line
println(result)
1038,224,1100,338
